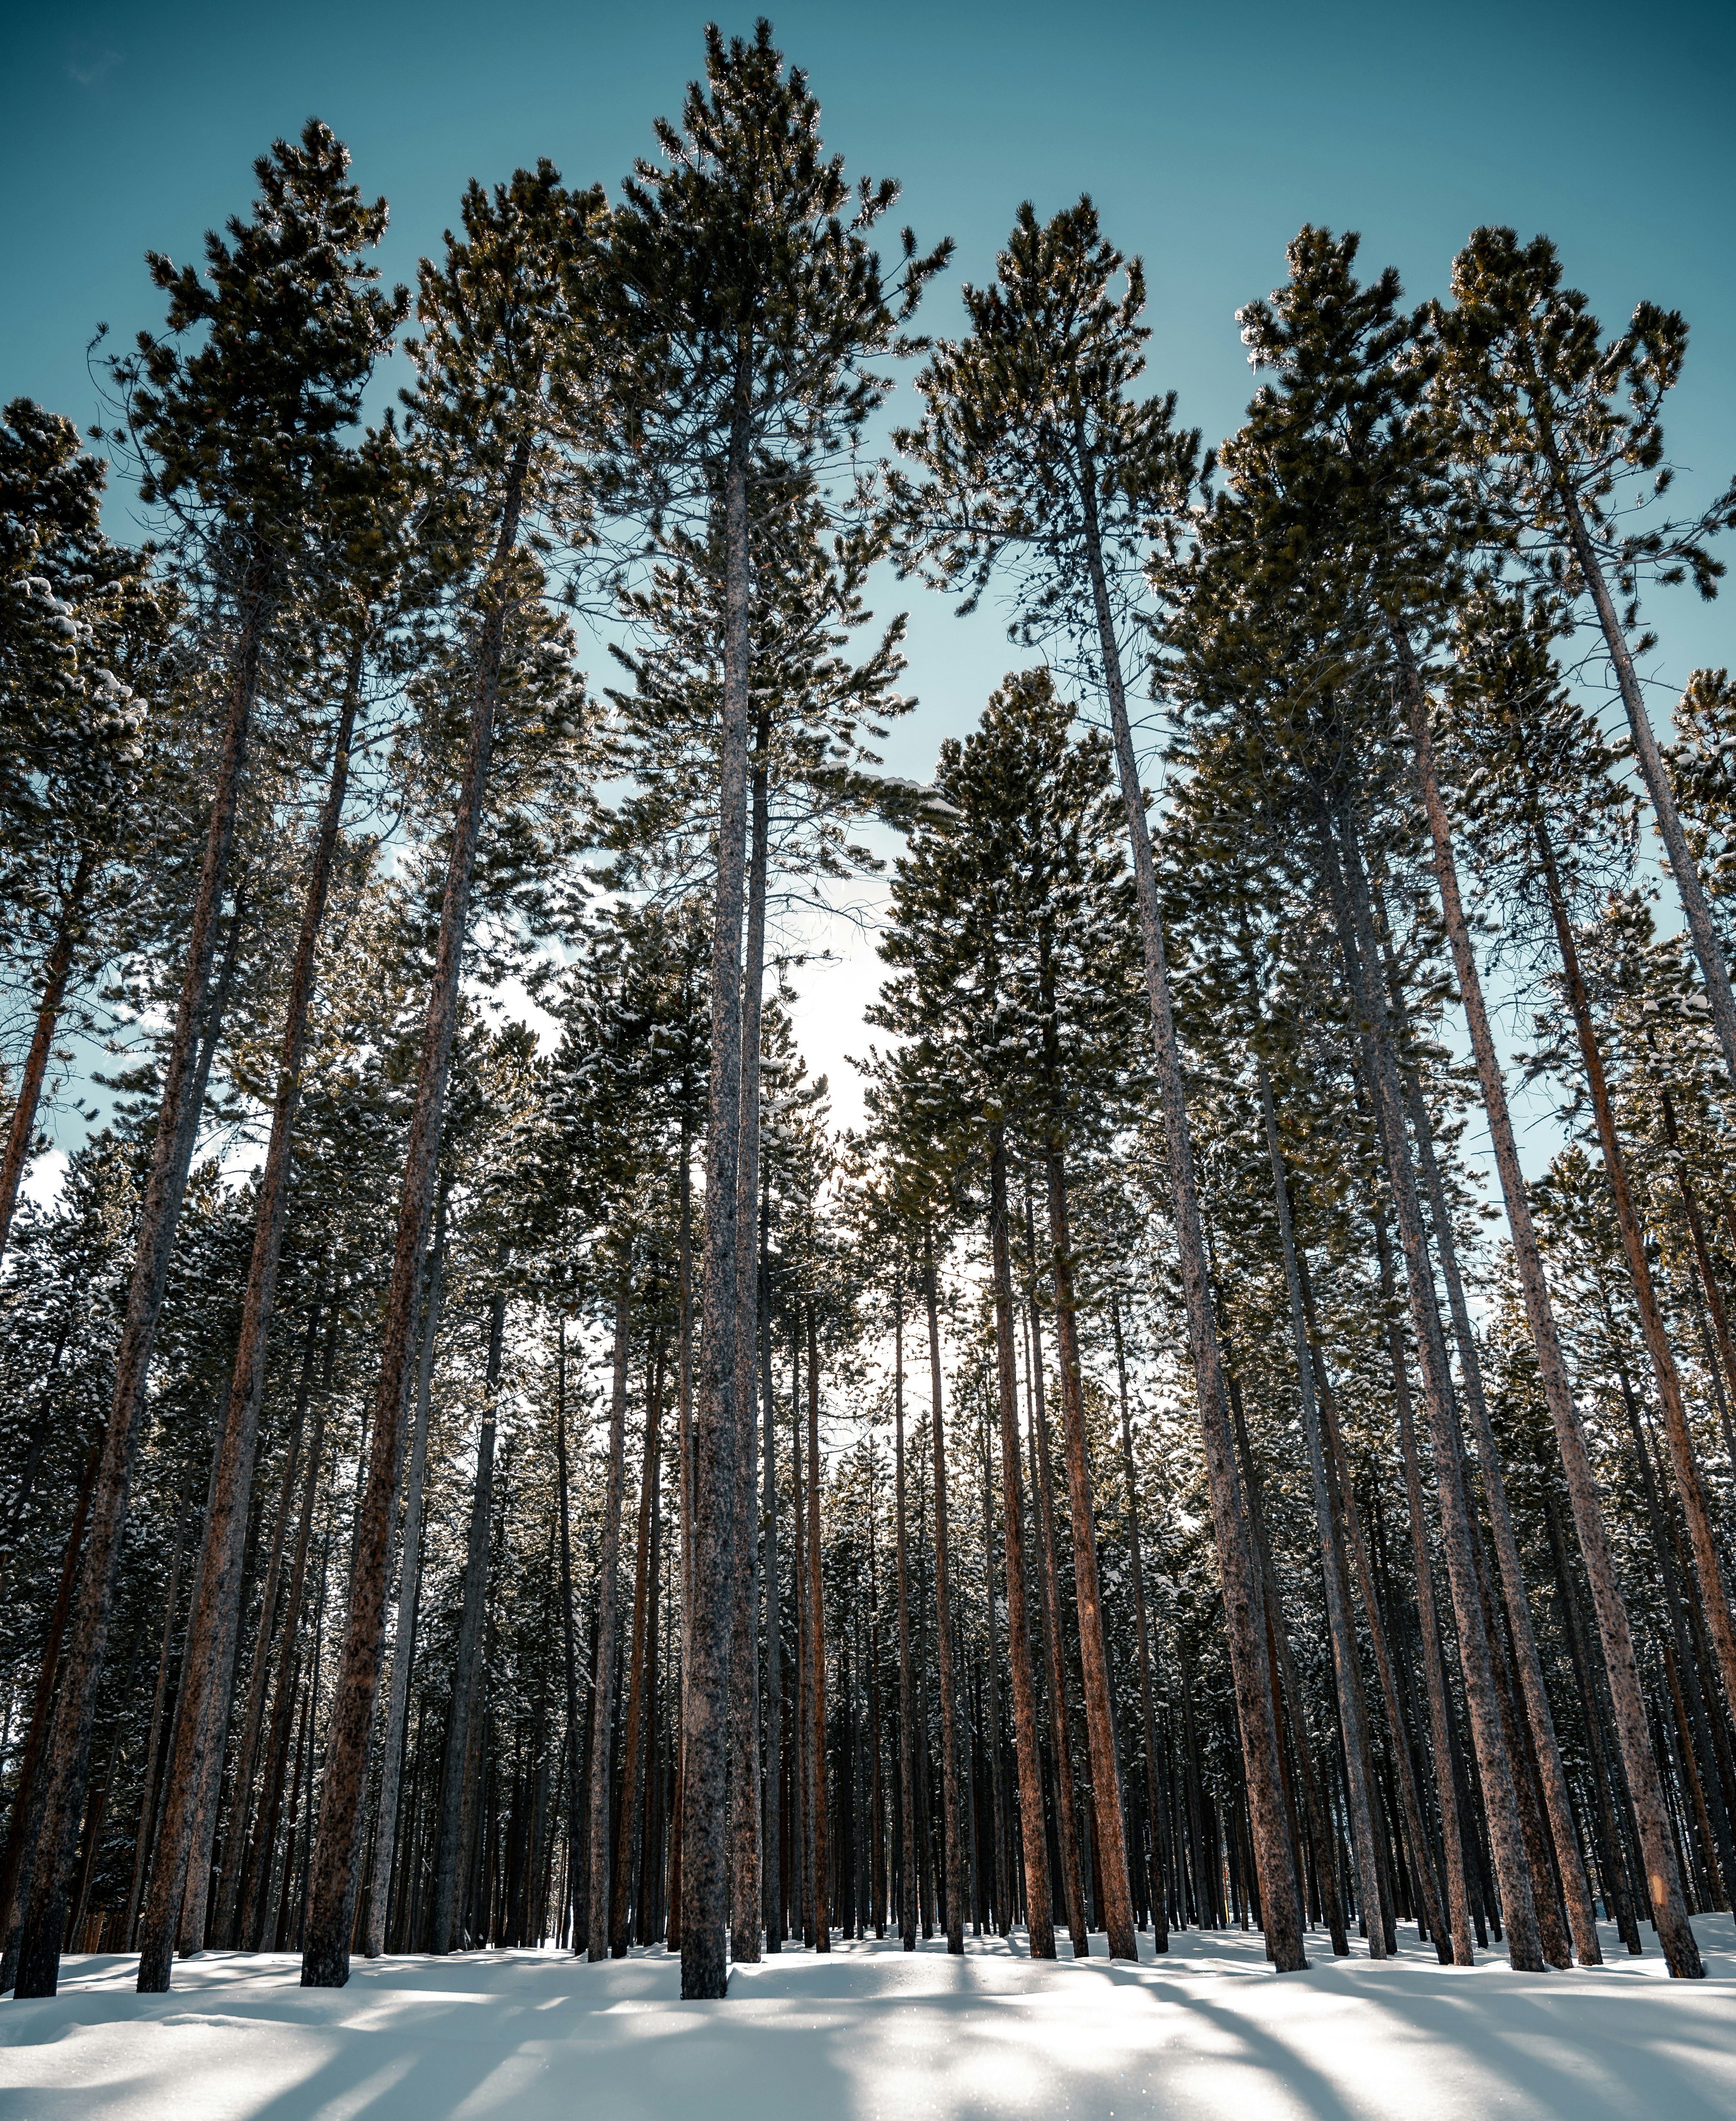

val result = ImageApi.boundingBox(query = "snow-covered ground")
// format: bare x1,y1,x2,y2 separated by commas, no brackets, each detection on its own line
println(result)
3,1917,1733,2121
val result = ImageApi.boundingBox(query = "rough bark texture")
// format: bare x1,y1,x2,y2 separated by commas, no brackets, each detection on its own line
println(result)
728,716,771,1963
1255,1059,1386,1955
587,1284,631,1960
1396,628,1701,1974
300,447,525,1989
1042,1155,1138,1959
364,1202,445,1957
806,1306,830,1951
893,1294,918,1950
922,1235,965,1953
1109,1301,1168,1950
1325,801,1543,1969
679,379,752,2001
1076,473,1304,1970
138,652,362,1992
988,1144,1054,1957
432,1298,502,1952
613,1343,664,1956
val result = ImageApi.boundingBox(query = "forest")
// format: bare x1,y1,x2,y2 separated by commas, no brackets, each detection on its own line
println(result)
4,16,1736,2077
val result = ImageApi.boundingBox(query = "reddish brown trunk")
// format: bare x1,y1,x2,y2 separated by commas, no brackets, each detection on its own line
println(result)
0,850,95,1269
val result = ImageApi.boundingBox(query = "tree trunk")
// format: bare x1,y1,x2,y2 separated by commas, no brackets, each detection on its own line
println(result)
1324,801,1544,1970
1040,1154,1137,1958
588,1279,632,1959
680,369,753,2002
1557,486,1736,1097
364,1200,446,1957
0,849,95,1269
893,1288,917,1950
613,1337,665,1955
921,1230,966,1954
728,711,772,1963
0,1440,100,1980
139,649,363,1992
988,1139,1054,1957
13,561,267,2004
1074,458,1303,1970
554,1330,584,1952
1108,1300,1167,1949
1253,1058,1387,1955
302,444,527,1989
1026,1273,1090,1957
806,1304,830,1951
1534,815,1736,1728
1396,623,1701,1974
760,1214,783,1949
431,1302,502,1951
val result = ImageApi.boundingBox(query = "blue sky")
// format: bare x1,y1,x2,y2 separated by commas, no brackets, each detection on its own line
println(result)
5,0,1734,1135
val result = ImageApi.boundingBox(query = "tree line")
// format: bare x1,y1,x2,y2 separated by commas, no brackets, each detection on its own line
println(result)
3,18,1735,2008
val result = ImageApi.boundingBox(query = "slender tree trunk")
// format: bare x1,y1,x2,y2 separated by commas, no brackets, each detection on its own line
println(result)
1074,459,1303,1970
1371,1198,1475,1963
1556,486,1736,1094
728,713,772,1962
1396,624,1701,1974
430,1299,502,1952
1027,1275,1089,1957
214,1307,319,1948
1300,1282,1449,1960
124,1494,194,1949
1534,816,1736,1725
0,849,95,1269
681,369,753,2001
760,1219,783,1950
302,444,528,1988
893,1289,918,1950
1252,1057,1387,1954
1108,1300,1167,1951
588,1280,632,1958
921,1231,966,1954
364,1201,446,1957
139,650,363,1992
613,1338,665,1955
553,1328,586,1956
669,1099,694,1956
806,1304,830,1951
241,1340,330,1952
1323,800,1544,1969
1040,1155,1137,1958
988,1140,1054,1957
13,540,269,2003
0,1441,100,1979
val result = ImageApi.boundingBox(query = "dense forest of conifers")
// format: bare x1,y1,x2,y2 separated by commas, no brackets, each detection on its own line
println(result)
3,19,1736,2012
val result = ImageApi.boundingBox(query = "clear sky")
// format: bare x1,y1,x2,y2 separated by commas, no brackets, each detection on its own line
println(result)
5,0,1734,1137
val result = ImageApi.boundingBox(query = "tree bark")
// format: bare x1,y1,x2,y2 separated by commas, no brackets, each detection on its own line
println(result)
431,1297,503,1951
301,441,527,1988
1108,1300,1167,1949
680,367,752,2001
921,1230,966,1953
1074,459,1302,1968
728,710,772,1962
587,1279,632,1958
1324,800,1544,1969
1040,1153,1138,1958
13,535,270,2003
364,1198,445,1957
139,647,363,1992
805,1304,830,1951
1533,816,1736,1724
1396,622,1701,1973
1253,1057,1387,1954
0,849,95,1269
760,1226,783,1949
613,1336,665,1955
988,1140,1054,1957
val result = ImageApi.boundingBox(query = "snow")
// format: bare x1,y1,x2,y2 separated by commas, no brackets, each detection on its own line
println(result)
4,1917,1734,2121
